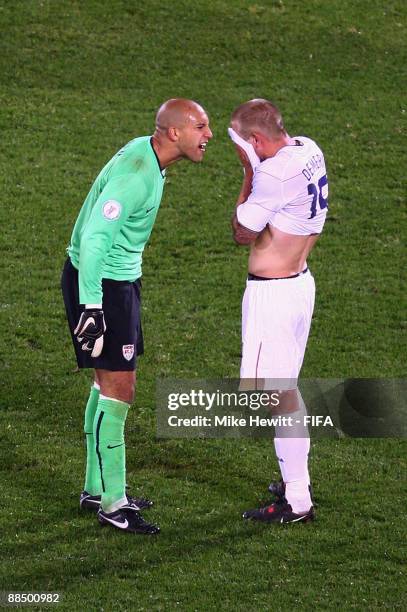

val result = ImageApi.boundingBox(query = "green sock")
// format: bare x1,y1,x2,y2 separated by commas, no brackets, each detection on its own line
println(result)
83,384,102,495
94,397,129,513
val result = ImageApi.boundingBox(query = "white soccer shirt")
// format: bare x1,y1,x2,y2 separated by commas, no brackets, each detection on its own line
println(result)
236,137,328,235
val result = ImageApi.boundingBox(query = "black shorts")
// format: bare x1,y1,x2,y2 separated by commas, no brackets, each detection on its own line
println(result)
61,258,144,371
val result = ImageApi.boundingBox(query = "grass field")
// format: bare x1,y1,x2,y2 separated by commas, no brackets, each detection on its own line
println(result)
0,0,406,609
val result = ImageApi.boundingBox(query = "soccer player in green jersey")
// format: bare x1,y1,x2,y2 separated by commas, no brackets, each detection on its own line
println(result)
61,99,212,535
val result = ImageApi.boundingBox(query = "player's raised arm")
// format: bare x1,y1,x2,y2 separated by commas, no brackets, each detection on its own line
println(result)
229,151,285,245
229,138,260,245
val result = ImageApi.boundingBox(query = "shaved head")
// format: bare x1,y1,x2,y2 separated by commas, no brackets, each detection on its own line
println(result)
156,98,207,131
231,98,286,140
151,98,212,166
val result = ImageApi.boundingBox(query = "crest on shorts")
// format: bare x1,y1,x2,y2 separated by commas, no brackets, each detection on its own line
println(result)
122,344,134,361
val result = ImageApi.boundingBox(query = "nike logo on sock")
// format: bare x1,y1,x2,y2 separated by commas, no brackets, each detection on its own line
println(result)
107,443,125,449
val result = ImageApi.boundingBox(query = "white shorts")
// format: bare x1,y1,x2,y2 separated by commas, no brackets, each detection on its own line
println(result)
240,270,315,381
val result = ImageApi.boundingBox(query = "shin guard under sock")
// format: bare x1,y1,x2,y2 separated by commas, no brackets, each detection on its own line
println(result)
94,396,129,513
274,392,312,513
83,383,101,495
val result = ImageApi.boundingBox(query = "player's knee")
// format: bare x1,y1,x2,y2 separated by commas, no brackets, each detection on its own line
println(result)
123,383,135,404
126,373,137,403
97,370,136,405
113,378,135,404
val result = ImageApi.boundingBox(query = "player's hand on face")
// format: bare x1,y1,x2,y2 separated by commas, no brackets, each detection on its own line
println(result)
74,309,107,358
234,143,253,173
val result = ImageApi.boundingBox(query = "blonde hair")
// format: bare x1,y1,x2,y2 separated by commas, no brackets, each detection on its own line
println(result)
231,99,286,140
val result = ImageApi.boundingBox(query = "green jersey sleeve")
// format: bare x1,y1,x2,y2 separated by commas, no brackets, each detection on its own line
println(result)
79,173,148,304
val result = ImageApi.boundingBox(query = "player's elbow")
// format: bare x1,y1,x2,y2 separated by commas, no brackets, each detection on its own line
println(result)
231,213,259,245
233,231,256,245
232,225,259,245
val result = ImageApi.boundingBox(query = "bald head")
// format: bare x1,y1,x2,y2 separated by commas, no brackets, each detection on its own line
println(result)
151,98,212,166
231,98,286,141
156,98,207,131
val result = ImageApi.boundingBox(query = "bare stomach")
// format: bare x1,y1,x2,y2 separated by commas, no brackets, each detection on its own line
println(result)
248,225,320,277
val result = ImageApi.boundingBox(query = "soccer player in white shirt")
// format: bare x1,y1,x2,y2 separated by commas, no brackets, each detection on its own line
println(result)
229,99,328,524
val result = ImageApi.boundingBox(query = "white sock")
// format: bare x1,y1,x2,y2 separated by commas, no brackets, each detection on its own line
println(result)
285,476,312,513
274,438,312,512
273,390,312,513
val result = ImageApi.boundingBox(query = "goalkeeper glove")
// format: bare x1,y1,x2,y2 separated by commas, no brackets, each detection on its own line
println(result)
74,308,106,358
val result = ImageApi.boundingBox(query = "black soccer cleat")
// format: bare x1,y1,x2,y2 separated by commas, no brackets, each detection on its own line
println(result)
97,508,160,535
268,479,286,500
80,490,153,513
268,480,315,504
121,495,154,511
243,501,315,524
80,491,102,511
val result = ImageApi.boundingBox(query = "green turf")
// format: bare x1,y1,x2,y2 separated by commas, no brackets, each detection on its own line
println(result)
0,0,406,609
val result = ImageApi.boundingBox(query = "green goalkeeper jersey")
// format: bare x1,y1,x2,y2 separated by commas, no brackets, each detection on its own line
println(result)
68,136,166,304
